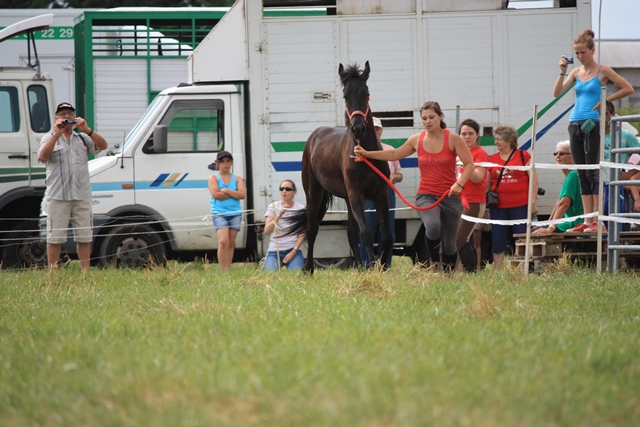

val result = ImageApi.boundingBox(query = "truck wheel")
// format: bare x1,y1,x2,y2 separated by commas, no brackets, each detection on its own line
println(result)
1,220,48,269
98,224,167,268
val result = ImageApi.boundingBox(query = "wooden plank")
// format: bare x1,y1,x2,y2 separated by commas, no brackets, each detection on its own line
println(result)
512,232,607,262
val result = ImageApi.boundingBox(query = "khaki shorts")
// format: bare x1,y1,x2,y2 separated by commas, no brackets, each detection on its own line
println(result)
46,198,93,244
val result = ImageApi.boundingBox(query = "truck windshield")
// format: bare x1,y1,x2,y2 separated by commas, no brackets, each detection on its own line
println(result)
115,95,166,154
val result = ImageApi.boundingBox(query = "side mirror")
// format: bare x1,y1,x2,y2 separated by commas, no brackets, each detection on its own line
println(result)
153,125,168,153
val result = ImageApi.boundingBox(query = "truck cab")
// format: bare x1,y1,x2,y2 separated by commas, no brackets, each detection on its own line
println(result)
81,84,251,267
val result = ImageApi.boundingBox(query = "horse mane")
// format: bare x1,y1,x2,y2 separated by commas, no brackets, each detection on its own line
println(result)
340,63,364,85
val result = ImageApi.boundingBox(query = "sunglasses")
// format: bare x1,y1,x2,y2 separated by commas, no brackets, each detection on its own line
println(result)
553,152,570,157
279,187,294,192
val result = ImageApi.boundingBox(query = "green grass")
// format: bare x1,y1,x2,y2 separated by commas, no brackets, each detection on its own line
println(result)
1,258,639,426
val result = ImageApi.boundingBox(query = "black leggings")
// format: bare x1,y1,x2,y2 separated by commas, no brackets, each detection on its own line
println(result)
568,121,600,195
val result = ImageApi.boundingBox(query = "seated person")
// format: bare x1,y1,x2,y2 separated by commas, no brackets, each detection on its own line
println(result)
621,153,640,214
533,141,584,234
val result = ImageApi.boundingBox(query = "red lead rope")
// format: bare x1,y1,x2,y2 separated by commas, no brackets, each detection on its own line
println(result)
355,155,469,211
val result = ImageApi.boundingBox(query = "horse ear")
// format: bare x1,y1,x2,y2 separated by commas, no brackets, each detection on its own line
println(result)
362,61,370,80
338,63,345,78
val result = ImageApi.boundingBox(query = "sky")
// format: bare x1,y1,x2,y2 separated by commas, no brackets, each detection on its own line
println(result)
591,0,640,39
515,0,639,39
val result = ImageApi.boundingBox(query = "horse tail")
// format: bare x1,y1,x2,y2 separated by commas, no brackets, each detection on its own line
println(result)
282,208,308,237
317,192,334,224
282,192,334,237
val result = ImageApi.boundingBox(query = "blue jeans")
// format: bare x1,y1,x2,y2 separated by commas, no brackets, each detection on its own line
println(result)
360,188,396,266
490,204,528,254
604,185,632,232
264,248,305,271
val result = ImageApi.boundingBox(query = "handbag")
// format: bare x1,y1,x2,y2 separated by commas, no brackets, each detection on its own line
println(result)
486,149,517,209
580,119,595,134
486,190,499,209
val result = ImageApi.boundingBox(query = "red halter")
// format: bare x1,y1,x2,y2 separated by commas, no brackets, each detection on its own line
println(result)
345,104,370,125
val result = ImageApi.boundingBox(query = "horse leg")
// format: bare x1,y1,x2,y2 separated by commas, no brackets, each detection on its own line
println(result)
374,195,392,271
346,209,365,268
303,199,322,274
347,195,376,269
359,199,379,266
304,219,318,274
302,176,327,274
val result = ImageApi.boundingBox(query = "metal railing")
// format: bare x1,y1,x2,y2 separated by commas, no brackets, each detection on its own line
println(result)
607,113,640,272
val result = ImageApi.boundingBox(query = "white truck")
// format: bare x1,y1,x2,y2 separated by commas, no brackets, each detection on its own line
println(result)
51,0,591,267
0,14,57,268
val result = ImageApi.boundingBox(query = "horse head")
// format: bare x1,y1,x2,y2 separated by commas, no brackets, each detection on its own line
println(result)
339,61,371,144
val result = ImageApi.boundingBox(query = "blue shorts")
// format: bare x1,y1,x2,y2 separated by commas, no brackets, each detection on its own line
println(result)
212,215,242,231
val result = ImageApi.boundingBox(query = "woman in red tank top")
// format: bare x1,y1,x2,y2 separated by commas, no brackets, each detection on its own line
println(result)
354,101,474,271
456,119,489,272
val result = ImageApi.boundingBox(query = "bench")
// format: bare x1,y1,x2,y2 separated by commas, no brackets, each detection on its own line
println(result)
512,231,640,271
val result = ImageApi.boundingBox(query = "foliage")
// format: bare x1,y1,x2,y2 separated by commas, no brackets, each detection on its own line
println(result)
617,105,640,134
1,258,639,426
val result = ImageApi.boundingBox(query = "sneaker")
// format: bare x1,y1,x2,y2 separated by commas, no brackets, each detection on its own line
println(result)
567,223,590,233
583,222,607,234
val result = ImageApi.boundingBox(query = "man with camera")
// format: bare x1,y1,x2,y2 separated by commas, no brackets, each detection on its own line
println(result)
38,102,108,271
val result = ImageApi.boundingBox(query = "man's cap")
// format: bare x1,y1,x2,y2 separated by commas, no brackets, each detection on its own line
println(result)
216,150,233,161
55,102,75,114
373,116,383,129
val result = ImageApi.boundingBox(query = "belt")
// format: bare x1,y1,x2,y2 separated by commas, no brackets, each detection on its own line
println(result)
569,120,599,126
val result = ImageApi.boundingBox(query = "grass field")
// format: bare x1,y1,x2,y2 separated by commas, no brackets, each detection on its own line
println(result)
1,257,639,426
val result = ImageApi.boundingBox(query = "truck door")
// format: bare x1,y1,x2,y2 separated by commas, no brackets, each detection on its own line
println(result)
134,96,245,251
0,82,30,189
0,82,52,189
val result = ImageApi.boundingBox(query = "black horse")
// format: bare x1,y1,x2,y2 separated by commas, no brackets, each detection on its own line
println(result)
288,61,392,273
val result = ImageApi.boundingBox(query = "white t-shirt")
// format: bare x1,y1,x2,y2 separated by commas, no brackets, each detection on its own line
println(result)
265,200,305,252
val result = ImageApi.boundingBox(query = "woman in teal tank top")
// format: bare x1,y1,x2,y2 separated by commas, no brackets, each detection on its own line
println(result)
552,29,633,233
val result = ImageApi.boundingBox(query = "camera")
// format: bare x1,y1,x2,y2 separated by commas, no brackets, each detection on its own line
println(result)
537,187,546,196
565,57,573,64
62,119,77,125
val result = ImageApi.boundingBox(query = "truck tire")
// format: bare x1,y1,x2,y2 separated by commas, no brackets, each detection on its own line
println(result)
1,220,48,269
98,224,167,268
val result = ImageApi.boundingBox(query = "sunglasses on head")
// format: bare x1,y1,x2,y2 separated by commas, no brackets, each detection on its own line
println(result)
279,187,294,192
553,152,570,157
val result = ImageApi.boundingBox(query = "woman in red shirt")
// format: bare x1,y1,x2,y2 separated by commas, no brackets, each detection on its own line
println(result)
354,101,474,272
456,119,488,272
487,125,538,270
